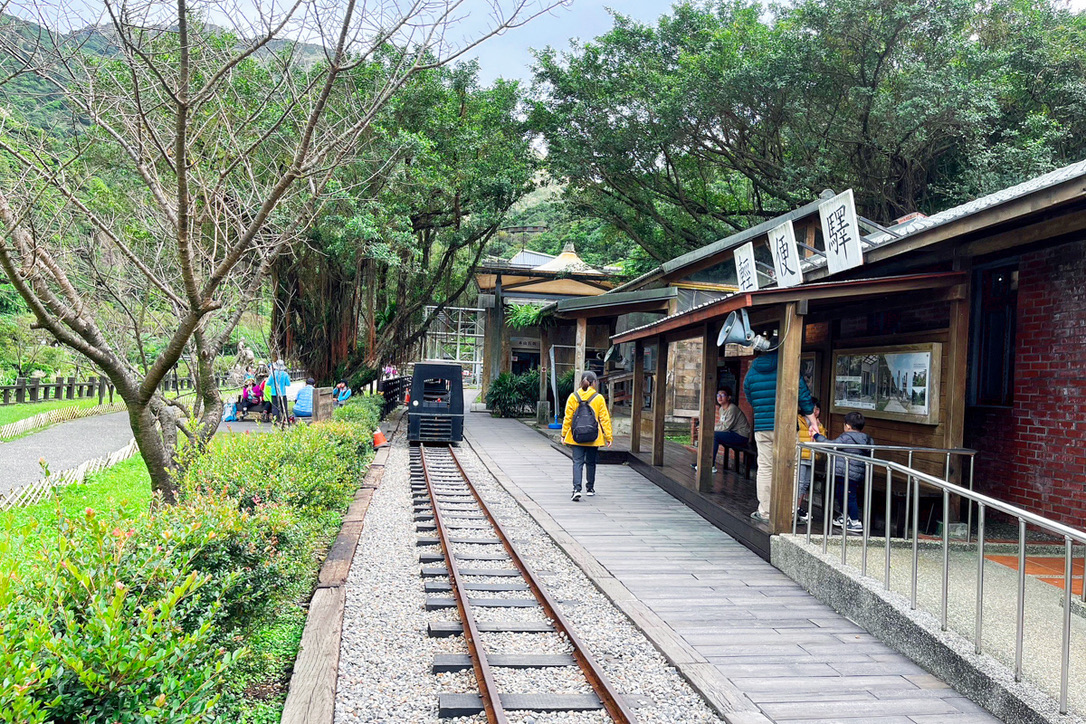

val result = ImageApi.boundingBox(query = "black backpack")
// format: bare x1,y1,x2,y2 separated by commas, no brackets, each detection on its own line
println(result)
570,392,600,443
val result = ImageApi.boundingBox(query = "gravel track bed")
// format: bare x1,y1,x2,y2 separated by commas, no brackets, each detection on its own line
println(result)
336,430,724,723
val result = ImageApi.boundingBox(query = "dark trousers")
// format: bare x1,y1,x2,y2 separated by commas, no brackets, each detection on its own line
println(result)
835,476,862,521
270,396,287,420
713,431,748,464
571,445,598,492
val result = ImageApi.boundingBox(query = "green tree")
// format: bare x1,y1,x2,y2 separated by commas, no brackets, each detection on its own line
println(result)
272,61,538,380
530,0,1086,261
0,0,562,502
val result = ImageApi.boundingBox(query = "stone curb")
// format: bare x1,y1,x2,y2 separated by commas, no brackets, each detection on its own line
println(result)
463,430,770,724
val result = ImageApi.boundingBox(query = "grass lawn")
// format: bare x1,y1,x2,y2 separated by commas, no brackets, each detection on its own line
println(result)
0,456,151,570
0,396,108,429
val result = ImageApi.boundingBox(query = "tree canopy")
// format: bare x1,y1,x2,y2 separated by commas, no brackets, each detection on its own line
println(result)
529,0,1086,261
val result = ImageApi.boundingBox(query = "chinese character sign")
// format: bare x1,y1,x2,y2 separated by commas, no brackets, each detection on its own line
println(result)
733,241,758,292
818,189,864,274
768,220,803,288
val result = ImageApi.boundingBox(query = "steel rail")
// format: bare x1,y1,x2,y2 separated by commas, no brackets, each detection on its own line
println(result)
445,445,638,724
419,446,508,724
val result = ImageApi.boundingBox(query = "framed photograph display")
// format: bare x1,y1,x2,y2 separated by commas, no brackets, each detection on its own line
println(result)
831,343,941,425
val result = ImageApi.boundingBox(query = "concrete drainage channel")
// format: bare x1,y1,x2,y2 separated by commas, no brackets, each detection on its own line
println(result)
772,535,1086,724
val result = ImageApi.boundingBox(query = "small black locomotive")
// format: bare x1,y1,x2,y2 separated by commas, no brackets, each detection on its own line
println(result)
407,362,464,443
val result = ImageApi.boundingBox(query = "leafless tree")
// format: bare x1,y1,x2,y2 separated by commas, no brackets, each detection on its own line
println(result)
0,0,564,501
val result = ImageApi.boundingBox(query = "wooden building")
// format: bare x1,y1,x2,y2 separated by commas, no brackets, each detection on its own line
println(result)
608,159,1086,539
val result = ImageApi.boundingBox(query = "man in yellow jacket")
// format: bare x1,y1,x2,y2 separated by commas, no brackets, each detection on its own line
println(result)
562,371,613,501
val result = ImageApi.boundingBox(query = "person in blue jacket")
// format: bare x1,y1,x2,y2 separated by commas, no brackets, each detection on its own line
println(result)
268,360,293,421
294,377,316,418
743,350,818,523
333,380,352,407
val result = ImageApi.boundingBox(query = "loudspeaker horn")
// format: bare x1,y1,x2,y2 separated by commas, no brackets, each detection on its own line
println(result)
716,309,772,351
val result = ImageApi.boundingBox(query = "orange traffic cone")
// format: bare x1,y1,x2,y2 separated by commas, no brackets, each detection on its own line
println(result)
373,426,389,448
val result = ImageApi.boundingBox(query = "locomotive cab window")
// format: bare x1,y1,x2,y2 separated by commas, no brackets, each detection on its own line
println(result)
423,378,451,402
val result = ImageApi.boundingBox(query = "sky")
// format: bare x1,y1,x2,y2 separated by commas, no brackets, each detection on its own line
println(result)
465,0,1086,86
466,1,673,86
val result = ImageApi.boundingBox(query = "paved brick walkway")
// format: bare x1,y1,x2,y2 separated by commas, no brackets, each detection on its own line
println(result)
465,410,998,723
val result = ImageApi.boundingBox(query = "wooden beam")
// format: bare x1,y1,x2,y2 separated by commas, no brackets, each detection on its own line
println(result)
808,183,1086,282
697,324,719,492
769,303,803,534
612,272,965,345
631,340,645,453
652,336,669,466
944,263,972,516
574,317,587,382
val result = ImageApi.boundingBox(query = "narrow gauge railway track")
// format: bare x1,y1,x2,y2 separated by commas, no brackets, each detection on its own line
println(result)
412,444,637,723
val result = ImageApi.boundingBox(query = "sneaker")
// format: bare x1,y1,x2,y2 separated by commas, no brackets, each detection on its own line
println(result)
571,491,581,502
833,516,863,533
689,464,718,473
796,508,809,524
750,511,770,523
586,489,595,497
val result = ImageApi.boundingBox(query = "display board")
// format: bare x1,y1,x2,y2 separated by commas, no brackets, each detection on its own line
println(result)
831,343,941,425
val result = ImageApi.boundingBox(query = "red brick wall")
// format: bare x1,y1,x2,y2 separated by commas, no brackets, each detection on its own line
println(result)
964,240,1086,526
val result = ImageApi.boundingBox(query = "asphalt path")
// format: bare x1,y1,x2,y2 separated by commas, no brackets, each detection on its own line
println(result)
0,411,135,495
0,393,293,495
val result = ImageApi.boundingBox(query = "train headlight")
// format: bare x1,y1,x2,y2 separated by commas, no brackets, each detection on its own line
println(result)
412,400,419,406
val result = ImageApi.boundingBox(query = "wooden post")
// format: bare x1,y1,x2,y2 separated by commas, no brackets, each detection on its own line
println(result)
574,317,587,383
28,377,39,402
697,323,719,492
652,335,669,466
944,281,971,518
66,376,74,399
98,376,105,405
770,303,804,534
631,339,644,453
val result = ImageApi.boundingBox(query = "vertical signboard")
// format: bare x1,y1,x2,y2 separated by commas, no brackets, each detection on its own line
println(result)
733,241,758,291
768,219,803,288
818,189,864,274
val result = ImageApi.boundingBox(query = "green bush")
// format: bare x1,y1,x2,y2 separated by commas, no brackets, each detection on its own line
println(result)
332,392,383,432
0,392,387,721
0,505,241,722
486,369,539,418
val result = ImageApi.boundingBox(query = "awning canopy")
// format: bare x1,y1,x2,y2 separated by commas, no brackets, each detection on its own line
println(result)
611,272,966,345
553,287,678,319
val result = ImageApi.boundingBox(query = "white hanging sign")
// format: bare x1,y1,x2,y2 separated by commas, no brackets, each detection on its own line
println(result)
818,189,864,274
733,241,758,292
768,219,803,288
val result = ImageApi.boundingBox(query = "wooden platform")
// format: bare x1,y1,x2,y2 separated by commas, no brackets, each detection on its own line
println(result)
527,420,772,560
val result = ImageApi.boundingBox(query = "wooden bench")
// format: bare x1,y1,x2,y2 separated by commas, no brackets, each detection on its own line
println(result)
691,417,757,478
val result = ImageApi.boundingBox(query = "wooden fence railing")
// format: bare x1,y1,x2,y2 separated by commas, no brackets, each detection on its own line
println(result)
1,367,308,407
0,375,115,406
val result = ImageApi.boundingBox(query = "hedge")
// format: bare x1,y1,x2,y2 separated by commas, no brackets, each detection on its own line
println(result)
0,392,386,722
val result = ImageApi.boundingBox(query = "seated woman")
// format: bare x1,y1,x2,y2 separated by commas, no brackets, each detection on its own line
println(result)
293,377,316,418
333,380,352,407
239,376,271,421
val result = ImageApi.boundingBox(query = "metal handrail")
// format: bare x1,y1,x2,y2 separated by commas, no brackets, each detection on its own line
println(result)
792,441,1085,715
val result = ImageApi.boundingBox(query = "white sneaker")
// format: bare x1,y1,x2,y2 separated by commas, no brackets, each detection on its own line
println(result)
690,464,718,473
833,516,863,533
586,489,595,496
571,491,581,502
